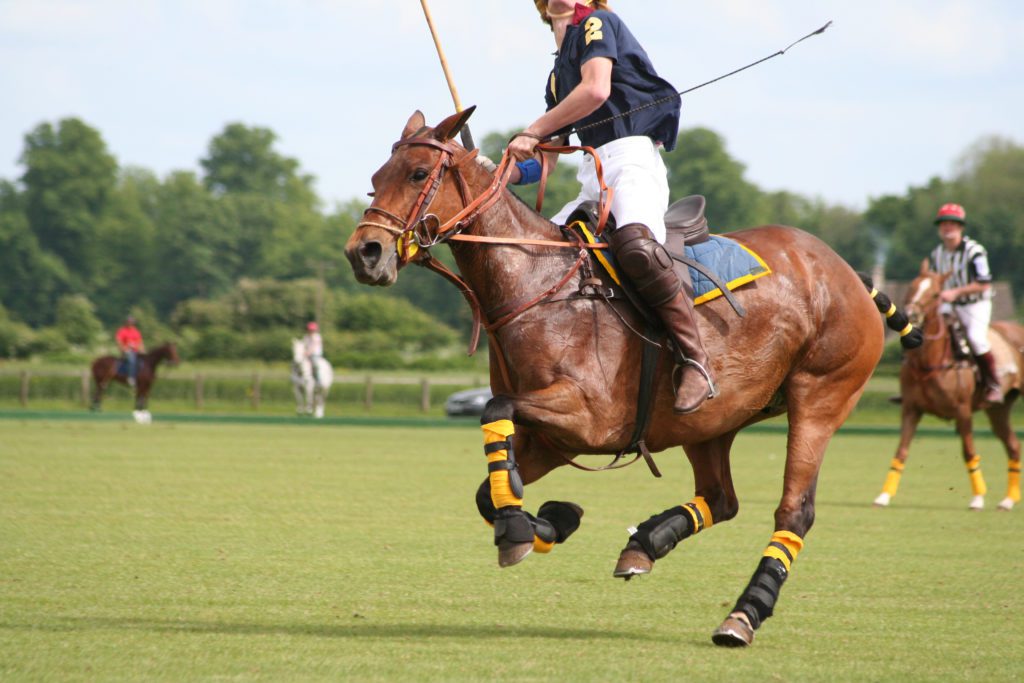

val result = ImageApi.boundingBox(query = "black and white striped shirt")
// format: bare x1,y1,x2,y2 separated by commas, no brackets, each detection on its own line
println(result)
930,236,993,304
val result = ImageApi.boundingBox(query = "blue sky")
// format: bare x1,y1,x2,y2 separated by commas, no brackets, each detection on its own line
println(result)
2,1,1022,210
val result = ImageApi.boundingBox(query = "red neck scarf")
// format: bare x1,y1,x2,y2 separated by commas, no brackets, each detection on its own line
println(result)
571,3,596,25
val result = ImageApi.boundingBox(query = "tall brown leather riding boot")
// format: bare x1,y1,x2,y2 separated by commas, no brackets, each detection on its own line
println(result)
975,351,1004,404
608,223,718,414
659,287,719,413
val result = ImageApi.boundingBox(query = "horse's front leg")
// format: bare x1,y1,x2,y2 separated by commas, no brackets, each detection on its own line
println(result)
874,404,922,507
956,414,988,510
478,395,584,567
614,432,740,579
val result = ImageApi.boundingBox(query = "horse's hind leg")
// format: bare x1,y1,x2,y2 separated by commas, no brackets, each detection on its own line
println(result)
478,396,584,567
713,369,864,647
985,401,1021,510
613,431,740,579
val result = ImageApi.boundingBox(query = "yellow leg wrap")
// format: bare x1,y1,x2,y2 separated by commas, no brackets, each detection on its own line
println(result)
966,455,987,497
882,458,905,497
1008,462,1021,503
532,537,555,554
482,419,522,509
763,531,804,573
681,496,714,533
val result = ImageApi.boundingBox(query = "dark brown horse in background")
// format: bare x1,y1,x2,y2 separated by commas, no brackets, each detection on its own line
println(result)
91,342,180,419
874,263,1023,511
346,109,919,646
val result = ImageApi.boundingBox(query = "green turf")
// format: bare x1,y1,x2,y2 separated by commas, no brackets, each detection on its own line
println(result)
1,422,1021,681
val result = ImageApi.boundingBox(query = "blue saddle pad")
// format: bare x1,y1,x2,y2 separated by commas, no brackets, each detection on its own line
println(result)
684,235,771,304
117,358,144,376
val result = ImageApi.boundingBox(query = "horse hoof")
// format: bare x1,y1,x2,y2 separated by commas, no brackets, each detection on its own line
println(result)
997,497,1014,511
613,548,654,580
711,615,754,647
873,492,891,507
969,495,985,510
497,541,533,568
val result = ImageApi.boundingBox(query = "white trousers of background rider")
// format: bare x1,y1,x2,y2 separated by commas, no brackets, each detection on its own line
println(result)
551,135,670,243
939,299,992,355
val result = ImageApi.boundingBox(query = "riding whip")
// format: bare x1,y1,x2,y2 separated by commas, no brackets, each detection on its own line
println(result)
419,0,476,150
544,20,834,144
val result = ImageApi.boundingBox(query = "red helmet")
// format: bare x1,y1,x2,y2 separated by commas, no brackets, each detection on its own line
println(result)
934,203,966,225
306,321,319,332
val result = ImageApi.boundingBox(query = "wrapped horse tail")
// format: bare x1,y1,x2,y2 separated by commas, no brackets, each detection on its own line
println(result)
858,272,923,349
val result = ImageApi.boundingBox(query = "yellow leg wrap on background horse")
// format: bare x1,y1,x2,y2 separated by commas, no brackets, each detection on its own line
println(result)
882,458,905,497
1008,462,1022,503
762,531,804,573
966,455,987,497
482,419,521,509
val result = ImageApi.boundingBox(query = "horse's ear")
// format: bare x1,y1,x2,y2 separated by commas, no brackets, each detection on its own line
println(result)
432,106,476,142
402,110,427,139
919,258,930,276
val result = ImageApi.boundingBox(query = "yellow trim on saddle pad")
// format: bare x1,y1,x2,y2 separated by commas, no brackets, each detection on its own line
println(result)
691,241,772,306
574,221,621,286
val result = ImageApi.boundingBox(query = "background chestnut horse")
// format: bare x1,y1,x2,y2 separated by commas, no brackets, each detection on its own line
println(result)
346,109,917,646
91,342,179,421
873,264,1023,511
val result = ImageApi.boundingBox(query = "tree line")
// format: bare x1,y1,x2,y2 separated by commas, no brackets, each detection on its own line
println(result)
1,117,1022,363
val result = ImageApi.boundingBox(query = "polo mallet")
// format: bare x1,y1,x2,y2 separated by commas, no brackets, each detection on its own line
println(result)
419,0,476,150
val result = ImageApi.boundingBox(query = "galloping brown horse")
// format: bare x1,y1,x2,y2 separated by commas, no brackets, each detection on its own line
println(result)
346,109,918,646
874,263,1023,511
91,342,180,414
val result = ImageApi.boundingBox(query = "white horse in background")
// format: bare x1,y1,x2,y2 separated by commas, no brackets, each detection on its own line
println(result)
291,338,334,418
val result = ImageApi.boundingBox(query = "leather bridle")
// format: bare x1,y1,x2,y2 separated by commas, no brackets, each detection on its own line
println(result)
354,133,614,379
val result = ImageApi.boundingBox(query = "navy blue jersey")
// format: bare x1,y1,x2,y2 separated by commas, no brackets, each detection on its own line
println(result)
544,10,680,151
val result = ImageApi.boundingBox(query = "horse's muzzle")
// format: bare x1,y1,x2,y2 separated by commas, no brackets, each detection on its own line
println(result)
345,238,397,286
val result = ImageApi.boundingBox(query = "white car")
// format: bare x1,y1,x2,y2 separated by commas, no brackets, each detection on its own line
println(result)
444,387,493,417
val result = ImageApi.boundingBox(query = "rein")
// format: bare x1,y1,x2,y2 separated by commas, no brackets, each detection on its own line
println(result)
355,134,616,365
906,299,959,380
357,131,664,475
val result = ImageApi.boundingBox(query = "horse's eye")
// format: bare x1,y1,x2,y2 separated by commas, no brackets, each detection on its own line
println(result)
411,168,429,182
366,191,375,197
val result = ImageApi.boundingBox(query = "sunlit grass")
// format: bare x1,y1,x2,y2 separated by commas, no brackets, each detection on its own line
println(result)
1,422,1021,681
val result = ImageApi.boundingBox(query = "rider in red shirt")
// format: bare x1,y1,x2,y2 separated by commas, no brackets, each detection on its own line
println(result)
115,316,144,387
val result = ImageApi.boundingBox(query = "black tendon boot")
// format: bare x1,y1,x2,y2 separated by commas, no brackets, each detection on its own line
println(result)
608,223,718,413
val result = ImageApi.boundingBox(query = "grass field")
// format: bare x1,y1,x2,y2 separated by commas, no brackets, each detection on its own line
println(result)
1,420,1022,681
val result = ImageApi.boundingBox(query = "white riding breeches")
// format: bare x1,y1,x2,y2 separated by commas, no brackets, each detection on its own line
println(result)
551,136,671,243
940,299,992,355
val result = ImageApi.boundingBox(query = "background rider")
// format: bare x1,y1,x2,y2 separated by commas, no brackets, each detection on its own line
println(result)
115,315,144,388
931,202,1002,404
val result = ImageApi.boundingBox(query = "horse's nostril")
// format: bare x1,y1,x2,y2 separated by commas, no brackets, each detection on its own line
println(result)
360,241,383,267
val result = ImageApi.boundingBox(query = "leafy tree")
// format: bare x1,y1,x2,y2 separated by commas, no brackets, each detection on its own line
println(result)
150,171,240,314
90,167,162,323
665,127,762,230
19,118,117,284
55,294,103,346
200,123,316,206
0,182,71,325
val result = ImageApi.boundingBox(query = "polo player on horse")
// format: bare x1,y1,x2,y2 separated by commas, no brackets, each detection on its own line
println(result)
507,0,716,414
